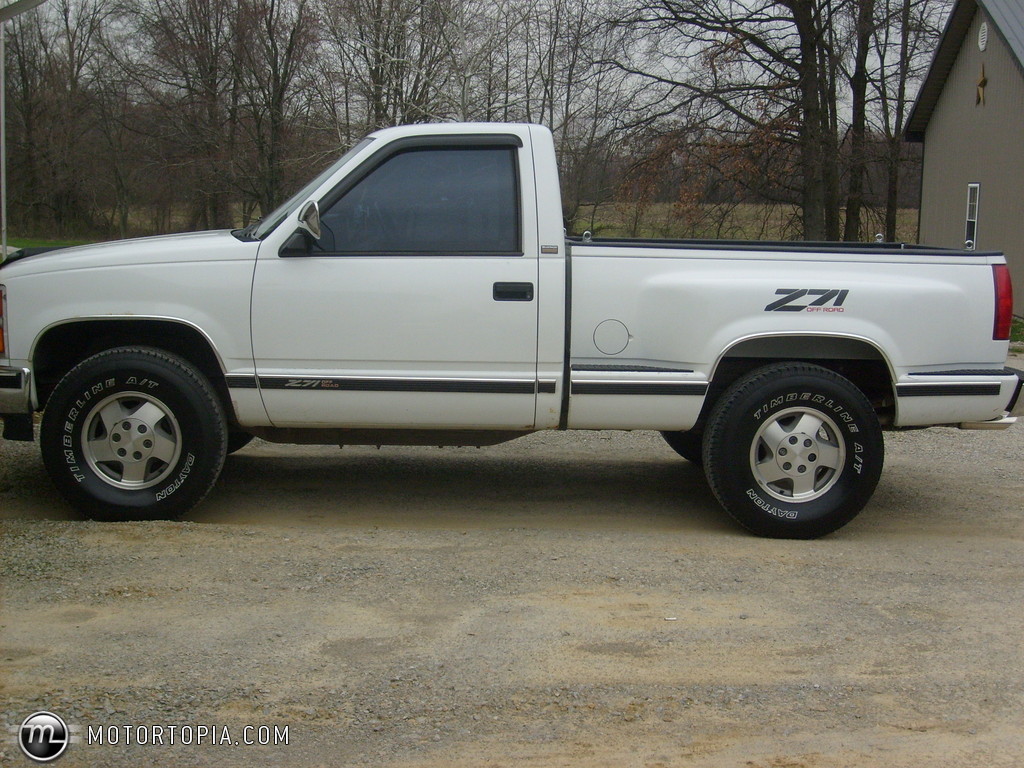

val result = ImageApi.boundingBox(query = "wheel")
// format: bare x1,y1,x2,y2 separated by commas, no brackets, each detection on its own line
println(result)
227,430,254,454
702,363,883,539
41,347,228,521
660,429,703,464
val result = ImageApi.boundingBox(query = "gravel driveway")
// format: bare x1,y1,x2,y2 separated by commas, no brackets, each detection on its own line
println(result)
2,354,1022,767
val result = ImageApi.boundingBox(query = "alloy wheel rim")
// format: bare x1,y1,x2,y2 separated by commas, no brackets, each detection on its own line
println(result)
749,406,846,502
81,392,182,490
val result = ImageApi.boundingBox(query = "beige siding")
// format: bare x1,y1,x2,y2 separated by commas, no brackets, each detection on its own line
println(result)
920,8,1024,308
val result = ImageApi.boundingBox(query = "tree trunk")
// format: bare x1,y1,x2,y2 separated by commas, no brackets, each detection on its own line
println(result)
886,0,913,242
821,11,842,241
789,0,827,240
844,0,875,242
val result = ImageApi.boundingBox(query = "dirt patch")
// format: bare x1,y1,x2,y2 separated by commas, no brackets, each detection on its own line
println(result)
1,416,1023,766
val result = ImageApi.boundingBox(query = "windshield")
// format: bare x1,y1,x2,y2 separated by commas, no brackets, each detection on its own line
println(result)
253,137,374,240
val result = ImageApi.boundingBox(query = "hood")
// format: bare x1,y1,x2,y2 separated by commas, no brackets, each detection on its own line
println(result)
0,230,255,278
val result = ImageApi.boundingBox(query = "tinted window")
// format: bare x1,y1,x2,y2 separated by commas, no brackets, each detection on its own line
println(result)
317,147,520,254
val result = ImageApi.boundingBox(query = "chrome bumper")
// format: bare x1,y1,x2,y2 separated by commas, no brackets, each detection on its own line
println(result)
0,365,32,414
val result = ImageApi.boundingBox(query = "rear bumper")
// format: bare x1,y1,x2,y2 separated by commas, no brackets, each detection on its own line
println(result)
0,365,32,415
897,368,1020,427
959,415,1017,430
1008,367,1024,416
959,367,1024,429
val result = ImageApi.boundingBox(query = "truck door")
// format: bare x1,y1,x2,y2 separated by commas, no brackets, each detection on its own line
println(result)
249,133,541,430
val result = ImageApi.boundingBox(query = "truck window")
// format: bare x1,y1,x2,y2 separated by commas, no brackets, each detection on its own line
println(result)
317,146,521,255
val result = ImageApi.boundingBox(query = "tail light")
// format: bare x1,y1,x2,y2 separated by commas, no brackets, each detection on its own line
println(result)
0,285,5,356
993,264,1013,340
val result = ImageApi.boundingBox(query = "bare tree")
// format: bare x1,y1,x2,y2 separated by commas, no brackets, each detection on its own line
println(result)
1,0,952,245
108,0,243,229
843,0,877,241
322,0,456,129
870,0,949,241
5,0,111,234
233,0,317,215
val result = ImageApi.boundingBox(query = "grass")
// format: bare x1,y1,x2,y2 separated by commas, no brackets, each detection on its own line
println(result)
570,202,921,243
7,237,93,249
8,203,921,248
1010,316,1024,344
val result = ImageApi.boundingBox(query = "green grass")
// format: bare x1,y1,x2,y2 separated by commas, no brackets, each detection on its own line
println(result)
1010,316,1024,344
7,237,93,249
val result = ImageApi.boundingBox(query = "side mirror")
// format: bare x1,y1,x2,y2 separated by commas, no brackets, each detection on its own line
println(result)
297,200,321,240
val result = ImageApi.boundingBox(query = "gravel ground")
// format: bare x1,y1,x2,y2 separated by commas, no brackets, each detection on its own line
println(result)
1,353,1022,767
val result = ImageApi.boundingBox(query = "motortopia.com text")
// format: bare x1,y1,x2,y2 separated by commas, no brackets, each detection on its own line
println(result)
87,723,289,747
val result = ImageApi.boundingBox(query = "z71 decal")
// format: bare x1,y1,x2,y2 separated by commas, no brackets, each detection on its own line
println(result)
765,289,849,313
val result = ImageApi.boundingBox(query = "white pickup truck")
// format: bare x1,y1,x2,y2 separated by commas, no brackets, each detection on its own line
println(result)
0,123,1020,537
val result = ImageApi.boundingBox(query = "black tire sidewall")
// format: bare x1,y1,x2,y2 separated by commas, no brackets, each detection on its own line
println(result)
704,365,883,538
660,430,703,464
41,349,226,521
226,430,254,455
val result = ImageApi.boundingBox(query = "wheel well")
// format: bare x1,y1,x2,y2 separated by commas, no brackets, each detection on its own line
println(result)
699,337,896,428
33,320,231,418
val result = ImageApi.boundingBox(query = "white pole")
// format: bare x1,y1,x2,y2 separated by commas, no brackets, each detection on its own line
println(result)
2,19,7,260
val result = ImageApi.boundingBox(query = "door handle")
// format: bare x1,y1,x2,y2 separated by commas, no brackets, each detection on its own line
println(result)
493,282,534,302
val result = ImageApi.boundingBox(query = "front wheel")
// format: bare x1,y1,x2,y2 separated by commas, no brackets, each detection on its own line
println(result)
703,363,883,539
41,347,228,521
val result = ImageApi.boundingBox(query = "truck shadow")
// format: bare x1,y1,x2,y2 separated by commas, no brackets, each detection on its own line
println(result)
199,442,730,533
4,433,1005,540
0,436,730,532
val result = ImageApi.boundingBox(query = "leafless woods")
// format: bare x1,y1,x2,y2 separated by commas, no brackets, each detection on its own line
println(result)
3,0,949,241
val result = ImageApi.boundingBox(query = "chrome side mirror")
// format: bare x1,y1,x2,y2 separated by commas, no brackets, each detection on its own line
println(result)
297,200,321,241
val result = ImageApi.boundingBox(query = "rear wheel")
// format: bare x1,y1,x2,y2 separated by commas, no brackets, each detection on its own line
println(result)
703,363,883,539
41,347,227,521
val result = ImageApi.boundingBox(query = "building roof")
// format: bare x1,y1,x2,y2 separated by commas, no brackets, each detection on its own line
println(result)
905,0,1024,141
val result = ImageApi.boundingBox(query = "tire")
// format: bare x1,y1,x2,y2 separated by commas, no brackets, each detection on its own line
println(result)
41,347,228,521
660,430,703,464
703,363,883,539
227,430,254,454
